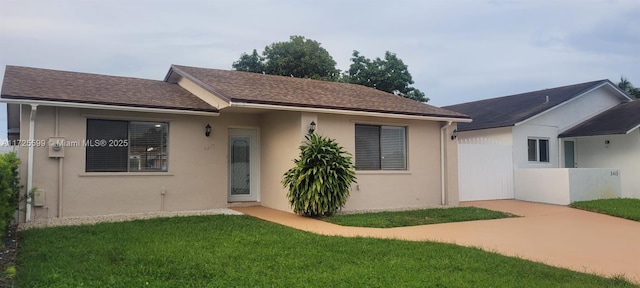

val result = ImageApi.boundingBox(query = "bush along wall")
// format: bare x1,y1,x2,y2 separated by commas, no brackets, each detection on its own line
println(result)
0,152,20,236
282,134,356,217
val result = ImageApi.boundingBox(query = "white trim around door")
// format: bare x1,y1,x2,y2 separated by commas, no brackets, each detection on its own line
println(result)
228,128,259,202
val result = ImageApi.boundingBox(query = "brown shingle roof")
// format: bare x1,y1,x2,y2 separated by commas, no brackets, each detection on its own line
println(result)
169,65,469,119
1,66,217,113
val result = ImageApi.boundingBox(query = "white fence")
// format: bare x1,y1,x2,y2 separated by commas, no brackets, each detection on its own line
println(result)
458,138,514,201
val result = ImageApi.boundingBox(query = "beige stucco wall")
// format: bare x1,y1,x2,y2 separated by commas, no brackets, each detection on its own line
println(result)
445,123,460,205
20,105,261,221
259,111,304,212
313,113,457,212
18,103,460,221
258,111,459,213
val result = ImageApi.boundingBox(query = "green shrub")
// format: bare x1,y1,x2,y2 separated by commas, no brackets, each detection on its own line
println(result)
282,134,356,217
0,152,20,236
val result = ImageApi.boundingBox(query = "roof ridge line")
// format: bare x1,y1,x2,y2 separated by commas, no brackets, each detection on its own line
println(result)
169,65,232,102
445,79,609,107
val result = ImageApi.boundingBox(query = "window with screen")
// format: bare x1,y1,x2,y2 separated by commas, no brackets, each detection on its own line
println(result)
86,119,168,172
355,124,407,170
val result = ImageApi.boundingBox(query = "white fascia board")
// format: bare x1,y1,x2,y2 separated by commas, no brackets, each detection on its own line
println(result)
514,82,618,127
559,126,639,138
229,101,472,122
625,124,640,135
0,99,220,116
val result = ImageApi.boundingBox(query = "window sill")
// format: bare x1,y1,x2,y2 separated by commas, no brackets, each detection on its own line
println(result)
356,170,411,175
79,172,174,177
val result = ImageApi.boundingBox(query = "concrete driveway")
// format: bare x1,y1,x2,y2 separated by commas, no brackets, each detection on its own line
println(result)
234,200,640,283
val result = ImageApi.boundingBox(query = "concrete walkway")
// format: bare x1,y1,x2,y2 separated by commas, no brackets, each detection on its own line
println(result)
234,200,640,283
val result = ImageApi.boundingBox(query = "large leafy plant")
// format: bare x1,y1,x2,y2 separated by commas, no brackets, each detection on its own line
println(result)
282,134,356,217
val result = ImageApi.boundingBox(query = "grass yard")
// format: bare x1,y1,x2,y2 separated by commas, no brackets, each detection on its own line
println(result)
324,207,517,228
16,215,635,287
570,198,640,221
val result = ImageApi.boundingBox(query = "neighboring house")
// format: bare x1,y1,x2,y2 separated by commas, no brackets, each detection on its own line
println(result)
444,80,638,203
1,65,470,223
558,100,640,199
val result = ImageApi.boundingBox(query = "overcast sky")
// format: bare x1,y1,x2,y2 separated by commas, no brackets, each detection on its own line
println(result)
0,0,638,138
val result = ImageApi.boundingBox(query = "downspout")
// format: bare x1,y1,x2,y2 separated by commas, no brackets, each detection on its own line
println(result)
26,104,38,222
440,121,453,205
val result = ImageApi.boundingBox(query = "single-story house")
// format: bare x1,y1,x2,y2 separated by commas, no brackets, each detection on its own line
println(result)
1,65,470,223
444,80,639,203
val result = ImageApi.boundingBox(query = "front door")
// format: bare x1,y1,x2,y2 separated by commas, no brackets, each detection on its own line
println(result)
564,140,575,168
228,129,258,202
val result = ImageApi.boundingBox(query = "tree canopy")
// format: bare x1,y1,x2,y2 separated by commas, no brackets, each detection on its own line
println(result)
343,51,427,102
232,49,264,74
617,77,640,99
232,36,428,102
232,35,339,81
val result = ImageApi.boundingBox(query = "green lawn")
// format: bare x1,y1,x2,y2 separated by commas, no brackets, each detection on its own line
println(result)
324,207,517,228
16,215,635,287
570,198,640,221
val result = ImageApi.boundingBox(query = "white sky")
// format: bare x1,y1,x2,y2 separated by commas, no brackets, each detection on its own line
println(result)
0,0,639,138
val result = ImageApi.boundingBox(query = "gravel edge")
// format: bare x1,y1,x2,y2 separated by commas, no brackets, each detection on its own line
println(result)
18,209,243,230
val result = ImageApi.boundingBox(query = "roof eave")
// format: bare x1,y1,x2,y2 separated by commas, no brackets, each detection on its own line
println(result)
625,124,640,135
0,97,220,116
228,101,472,122
559,128,636,138
457,123,512,132
163,66,176,82
604,79,635,101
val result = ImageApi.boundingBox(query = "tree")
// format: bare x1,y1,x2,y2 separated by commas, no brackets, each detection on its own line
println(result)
232,37,428,102
344,50,428,102
232,49,264,73
282,133,356,217
232,36,340,81
617,77,640,99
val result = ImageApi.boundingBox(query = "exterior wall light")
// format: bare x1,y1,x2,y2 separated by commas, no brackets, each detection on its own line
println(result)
308,121,317,134
451,129,458,140
205,124,212,137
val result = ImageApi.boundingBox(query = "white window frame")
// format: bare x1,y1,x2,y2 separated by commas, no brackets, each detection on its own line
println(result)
527,137,549,163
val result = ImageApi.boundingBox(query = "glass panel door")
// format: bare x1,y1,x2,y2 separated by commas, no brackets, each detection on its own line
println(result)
230,137,250,195
564,140,575,168
228,128,258,202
